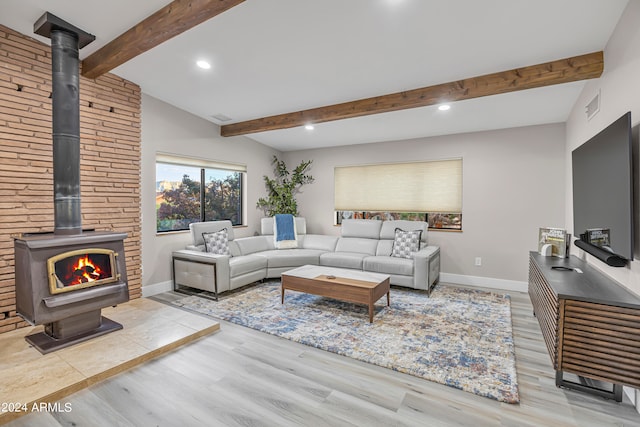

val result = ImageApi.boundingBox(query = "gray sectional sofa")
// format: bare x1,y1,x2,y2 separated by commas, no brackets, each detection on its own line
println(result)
172,218,440,298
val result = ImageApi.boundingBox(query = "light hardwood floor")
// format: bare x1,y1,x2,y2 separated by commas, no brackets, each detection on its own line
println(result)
5,284,640,426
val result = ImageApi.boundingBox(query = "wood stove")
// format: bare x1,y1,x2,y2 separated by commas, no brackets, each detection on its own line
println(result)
13,13,129,354
15,231,129,353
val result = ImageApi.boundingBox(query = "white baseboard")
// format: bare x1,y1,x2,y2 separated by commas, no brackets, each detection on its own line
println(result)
142,280,173,297
440,273,528,293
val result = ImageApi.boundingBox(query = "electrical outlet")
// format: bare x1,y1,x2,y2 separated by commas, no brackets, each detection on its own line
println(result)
475,257,482,266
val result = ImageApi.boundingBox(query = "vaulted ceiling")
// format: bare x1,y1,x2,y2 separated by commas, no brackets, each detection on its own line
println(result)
0,0,629,151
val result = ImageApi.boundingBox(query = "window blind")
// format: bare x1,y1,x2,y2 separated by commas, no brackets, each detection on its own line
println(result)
334,159,462,212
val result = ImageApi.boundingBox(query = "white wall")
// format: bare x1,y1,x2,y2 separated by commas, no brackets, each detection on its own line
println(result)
284,123,566,287
565,0,640,297
140,94,279,293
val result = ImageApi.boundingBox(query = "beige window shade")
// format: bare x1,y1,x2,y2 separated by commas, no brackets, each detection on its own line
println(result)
334,159,462,212
156,152,246,172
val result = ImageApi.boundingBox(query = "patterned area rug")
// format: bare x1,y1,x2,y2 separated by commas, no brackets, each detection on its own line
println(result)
172,282,519,403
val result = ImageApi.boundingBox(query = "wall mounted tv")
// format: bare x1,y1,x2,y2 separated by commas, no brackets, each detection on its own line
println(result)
572,111,633,267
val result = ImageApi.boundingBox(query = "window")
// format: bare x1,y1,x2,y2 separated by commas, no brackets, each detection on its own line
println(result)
156,154,245,232
335,211,462,230
334,159,462,230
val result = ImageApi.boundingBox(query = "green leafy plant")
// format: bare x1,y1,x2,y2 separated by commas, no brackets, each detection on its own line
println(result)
256,155,314,216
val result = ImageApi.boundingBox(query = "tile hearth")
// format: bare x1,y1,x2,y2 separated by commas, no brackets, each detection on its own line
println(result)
0,298,219,424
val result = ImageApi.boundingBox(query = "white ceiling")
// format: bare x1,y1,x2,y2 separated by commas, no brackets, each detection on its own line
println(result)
0,0,629,151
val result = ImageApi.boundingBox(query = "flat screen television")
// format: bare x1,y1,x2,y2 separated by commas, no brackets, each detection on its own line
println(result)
572,111,633,266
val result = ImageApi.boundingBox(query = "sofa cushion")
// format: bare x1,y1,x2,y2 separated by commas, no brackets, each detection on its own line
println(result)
228,240,241,257
364,255,414,276
320,252,368,269
335,237,378,255
391,228,422,259
229,254,267,277
234,236,273,255
202,228,230,255
340,219,382,239
256,249,325,268
302,234,339,251
376,240,394,256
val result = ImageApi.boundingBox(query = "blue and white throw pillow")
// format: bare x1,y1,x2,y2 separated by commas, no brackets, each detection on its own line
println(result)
202,228,230,255
391,228,422,259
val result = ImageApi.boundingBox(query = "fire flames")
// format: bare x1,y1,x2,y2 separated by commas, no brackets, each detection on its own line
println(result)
50,250,115,293
69,254,103,285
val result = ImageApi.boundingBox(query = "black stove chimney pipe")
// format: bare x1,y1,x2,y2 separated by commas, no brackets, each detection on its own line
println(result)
34,13,95,235
51,29,82,235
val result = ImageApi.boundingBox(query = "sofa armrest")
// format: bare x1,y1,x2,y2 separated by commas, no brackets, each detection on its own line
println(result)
185,244,204,251
173,249,227,263
172,249,231,293
413,246,440,293
415,245,439,259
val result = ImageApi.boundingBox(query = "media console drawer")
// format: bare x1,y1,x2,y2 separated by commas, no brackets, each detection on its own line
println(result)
528,252,640,401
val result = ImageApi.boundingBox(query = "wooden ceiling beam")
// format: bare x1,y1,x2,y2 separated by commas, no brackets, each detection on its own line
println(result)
81,0,245,79
221,51,603,137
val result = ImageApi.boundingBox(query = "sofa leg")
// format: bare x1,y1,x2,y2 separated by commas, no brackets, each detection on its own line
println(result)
427,278,438,296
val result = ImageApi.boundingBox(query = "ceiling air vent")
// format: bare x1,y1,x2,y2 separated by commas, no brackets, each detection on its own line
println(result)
211,113,233,123
585,90,600,121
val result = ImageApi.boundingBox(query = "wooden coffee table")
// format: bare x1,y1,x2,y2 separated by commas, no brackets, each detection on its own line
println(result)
281,265,390,323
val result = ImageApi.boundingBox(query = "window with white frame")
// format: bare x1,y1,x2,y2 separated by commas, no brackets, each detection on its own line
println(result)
155,154,245,232
334,159,462,230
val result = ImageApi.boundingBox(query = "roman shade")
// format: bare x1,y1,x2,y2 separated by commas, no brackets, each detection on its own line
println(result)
334,159,462,212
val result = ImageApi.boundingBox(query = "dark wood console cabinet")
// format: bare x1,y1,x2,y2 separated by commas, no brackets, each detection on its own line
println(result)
528,252,640,401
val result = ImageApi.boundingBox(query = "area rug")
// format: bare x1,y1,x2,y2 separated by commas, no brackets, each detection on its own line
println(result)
172,282,520,403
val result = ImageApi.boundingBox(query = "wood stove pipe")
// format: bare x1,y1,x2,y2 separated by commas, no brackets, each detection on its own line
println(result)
34,13,95,235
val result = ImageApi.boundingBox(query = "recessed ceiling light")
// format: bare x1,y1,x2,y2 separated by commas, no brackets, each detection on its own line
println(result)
438,104,451,111
305,124,315,130
196,60,211,69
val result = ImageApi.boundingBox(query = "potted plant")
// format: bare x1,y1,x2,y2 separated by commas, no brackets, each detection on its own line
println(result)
256,155,314,216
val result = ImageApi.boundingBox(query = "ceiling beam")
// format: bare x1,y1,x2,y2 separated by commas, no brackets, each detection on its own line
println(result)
81,0,245,79
221,51,603,137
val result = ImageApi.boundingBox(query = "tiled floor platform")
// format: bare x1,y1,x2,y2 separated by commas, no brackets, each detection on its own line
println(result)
0,298,219,424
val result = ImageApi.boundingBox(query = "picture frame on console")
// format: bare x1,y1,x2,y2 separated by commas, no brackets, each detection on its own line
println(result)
538,227,570,258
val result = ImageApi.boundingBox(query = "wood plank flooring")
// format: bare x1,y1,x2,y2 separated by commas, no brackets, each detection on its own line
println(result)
5,284,640,426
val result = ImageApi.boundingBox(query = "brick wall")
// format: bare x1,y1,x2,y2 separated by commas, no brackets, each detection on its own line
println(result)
0,25,142,333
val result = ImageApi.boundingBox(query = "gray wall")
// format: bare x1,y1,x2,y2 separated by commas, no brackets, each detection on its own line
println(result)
565,0,640,297
563,1,640,407
283,123,566,286
140,94,280,291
